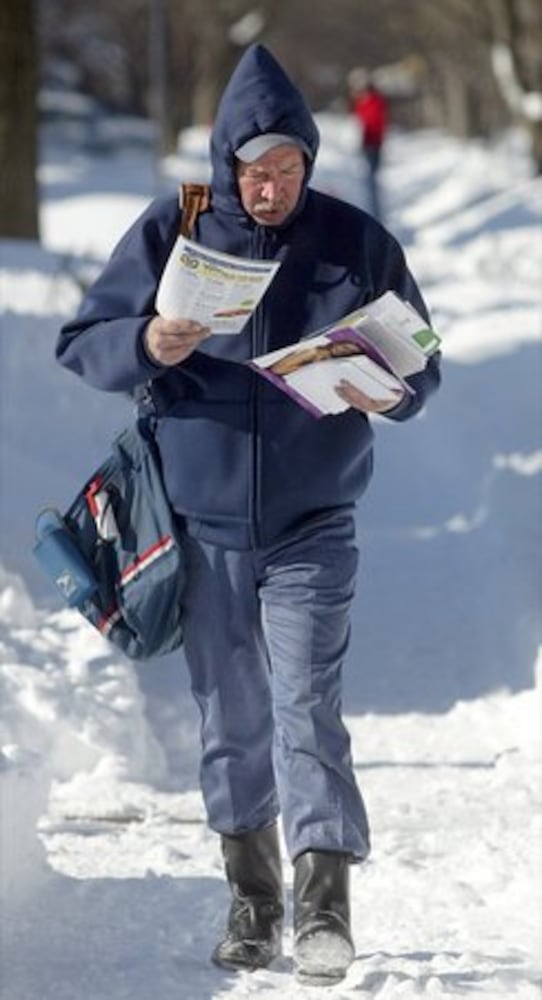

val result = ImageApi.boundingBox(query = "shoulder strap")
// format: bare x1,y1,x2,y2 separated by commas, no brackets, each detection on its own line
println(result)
135,183,211,420
178,182,211,237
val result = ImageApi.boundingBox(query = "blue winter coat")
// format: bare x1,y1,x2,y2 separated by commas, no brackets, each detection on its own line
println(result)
57,44,441,549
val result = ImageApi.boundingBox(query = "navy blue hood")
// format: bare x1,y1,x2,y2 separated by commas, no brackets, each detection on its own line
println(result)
210,44,320,216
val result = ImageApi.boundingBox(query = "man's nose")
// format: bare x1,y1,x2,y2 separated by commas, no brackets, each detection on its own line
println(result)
261,178,279,200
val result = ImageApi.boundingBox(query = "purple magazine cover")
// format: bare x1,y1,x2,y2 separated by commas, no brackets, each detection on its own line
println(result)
249,325,413,418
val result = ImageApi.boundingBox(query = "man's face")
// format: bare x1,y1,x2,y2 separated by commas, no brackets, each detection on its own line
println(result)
236,145,306,226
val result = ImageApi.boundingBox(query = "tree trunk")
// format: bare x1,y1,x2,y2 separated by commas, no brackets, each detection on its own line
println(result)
486,0,542,173
439,60,474,137
527,120,542,174
190,22,236,125
0,0,39,239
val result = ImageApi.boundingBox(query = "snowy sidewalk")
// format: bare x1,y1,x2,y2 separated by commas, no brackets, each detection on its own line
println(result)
1,120,541,998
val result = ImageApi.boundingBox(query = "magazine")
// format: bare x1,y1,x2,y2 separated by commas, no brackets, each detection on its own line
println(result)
155,235,281,335
248,292,440,418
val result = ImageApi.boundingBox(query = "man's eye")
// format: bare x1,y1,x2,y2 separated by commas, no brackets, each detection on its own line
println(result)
242,164,302,182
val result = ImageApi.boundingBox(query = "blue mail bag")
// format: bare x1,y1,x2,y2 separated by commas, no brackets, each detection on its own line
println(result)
33,419,185,660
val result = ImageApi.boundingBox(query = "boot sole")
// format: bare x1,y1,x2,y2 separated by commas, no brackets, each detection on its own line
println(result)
296,969,347,986
294,929,354,986
211,941,282,972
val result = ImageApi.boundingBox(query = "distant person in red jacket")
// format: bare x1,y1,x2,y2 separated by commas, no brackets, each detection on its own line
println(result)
352,78,388,220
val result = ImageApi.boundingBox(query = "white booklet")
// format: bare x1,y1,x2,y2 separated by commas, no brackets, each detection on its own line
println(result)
249,291,440,418
155,235,281,335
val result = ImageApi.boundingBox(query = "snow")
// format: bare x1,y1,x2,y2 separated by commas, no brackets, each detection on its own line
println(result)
1,114,541,998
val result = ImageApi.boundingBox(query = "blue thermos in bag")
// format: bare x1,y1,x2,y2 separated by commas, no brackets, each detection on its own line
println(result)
34,508,98,607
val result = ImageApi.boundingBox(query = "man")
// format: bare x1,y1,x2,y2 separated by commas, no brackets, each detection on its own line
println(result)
351,76,388,220
57,44,440,986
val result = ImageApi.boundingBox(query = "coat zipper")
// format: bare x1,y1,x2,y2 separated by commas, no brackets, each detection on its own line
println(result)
249,224,271,549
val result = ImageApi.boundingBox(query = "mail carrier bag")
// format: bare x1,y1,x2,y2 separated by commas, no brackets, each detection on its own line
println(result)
33,419,185,660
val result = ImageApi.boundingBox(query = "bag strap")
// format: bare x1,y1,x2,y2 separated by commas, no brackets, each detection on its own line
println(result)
136,182,211,422
178,182,211,237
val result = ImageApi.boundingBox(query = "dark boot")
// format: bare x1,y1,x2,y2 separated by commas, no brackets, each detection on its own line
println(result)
293,850,355,986
212,823,284,971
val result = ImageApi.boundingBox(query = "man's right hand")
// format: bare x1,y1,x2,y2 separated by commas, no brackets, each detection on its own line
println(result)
144,316,211,366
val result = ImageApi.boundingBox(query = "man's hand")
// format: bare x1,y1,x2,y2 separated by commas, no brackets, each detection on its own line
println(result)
335,379,404,414
144,316,211,366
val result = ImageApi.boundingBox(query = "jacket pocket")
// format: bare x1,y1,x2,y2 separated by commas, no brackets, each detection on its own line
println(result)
155,401,251,525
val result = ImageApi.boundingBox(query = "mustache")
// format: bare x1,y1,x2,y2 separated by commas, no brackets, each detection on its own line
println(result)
252,199,283,212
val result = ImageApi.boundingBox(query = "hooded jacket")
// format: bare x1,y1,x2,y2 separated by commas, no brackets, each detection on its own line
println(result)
57,44,441,550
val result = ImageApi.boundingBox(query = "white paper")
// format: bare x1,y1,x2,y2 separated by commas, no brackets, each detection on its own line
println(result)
248,291,441,417
155,235,282,335
286,356,403,414
249,327,409,417
337,292,440,377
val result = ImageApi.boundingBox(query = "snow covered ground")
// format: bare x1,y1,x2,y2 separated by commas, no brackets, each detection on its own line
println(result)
1,114,541,999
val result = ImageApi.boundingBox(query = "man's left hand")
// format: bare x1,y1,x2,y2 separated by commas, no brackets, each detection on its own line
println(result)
335,379,404,414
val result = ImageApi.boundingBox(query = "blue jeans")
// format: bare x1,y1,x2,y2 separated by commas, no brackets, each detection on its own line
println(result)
180,508,370,862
